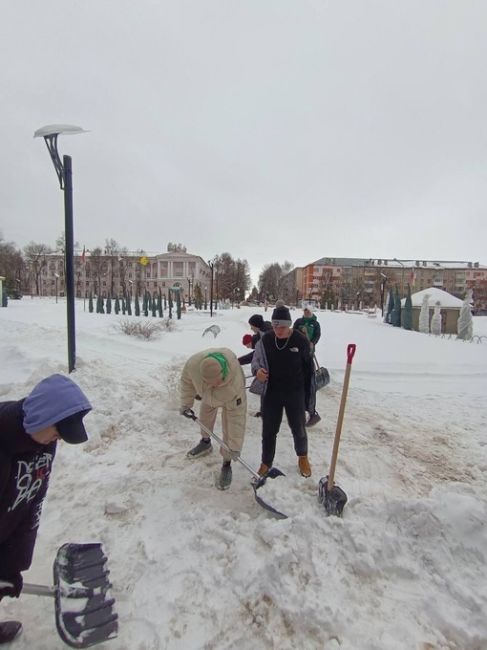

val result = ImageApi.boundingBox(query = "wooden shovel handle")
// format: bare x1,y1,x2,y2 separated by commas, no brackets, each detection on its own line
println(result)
328,344,356,488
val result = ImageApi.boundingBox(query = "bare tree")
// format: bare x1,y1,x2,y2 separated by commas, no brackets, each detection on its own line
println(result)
258,262,293,302
55,231,79,254
23,242,52,295
104,238,123,296
87,246,106,296
213,253,251,301
167,242,187,252
0,233,23,294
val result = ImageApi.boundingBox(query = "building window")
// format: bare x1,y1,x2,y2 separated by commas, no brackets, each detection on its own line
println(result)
173,262,184,277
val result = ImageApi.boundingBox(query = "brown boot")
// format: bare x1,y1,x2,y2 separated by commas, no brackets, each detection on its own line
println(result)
298,456,311,477
257,463,270,476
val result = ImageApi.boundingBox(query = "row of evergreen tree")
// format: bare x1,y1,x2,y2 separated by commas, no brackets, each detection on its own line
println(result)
87,289,207,320
384,285,413,329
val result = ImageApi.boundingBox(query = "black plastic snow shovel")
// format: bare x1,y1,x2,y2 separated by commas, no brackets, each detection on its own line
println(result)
182,408,288,519
318,344,356,516
1,543,118,648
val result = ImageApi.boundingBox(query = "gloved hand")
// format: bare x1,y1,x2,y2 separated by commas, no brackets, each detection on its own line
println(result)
180,407,195,419
0,573,23,600
195,394,202,401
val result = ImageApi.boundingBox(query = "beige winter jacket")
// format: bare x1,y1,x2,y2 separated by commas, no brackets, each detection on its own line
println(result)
180,348,247,455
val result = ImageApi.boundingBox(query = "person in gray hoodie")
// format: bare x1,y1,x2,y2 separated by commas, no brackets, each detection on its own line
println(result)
0,374,92,645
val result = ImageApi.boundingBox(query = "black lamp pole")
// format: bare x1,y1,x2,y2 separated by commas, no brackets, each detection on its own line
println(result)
208,260,214,317
380,273,387,316
35,125,86,373
63,155,76,372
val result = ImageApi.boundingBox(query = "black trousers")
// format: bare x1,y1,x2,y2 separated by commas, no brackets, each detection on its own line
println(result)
261,389,308,466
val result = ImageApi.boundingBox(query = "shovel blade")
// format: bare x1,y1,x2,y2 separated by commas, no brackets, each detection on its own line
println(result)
53,543,118,648
318,477,347,517
252,467,288,519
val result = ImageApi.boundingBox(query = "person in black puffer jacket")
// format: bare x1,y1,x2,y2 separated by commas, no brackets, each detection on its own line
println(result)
251,305,314,478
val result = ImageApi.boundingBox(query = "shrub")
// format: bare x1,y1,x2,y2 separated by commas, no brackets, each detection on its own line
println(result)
116,318,175,340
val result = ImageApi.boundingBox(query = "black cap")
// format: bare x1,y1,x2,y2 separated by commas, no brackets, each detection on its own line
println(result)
56,410,90,444
271,305,292,326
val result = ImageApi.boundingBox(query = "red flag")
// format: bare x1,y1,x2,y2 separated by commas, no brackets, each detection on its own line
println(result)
81,246,86,263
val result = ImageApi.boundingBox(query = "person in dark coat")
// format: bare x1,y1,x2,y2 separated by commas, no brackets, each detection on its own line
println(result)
237,314,273,366
293,306,322,427
251,305,314,478
238,314,273,418
0,374,92,645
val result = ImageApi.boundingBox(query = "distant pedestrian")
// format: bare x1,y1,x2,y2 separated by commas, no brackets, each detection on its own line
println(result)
251,304,314,477
180,348,247,490
293,306,322,427
293,306,321,350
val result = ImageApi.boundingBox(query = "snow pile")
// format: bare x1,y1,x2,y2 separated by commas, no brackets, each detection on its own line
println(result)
1,299,486,650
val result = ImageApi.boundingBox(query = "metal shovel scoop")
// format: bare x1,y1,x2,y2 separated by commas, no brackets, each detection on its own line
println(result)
182,408,287,519
2,543,118,648
318,344,356,516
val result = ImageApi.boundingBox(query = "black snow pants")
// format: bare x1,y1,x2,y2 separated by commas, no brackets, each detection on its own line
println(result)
261,389,308,466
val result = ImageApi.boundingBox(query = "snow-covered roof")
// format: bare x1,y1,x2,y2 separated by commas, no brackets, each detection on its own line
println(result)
402,287,464,308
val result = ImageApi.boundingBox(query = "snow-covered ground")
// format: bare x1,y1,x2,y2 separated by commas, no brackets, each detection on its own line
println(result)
1,298,486,650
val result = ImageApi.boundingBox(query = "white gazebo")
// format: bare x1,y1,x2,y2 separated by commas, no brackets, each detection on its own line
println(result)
402,287,464,333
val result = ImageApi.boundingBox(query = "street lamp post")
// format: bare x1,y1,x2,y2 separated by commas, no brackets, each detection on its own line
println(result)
380,272,387,316
393,258,405,296
187,277,192,306
54,273,59,303
34,124,87,373
207,259,216,317
204,286,208,310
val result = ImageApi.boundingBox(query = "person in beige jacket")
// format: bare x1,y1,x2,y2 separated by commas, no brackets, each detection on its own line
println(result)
180,348,247,489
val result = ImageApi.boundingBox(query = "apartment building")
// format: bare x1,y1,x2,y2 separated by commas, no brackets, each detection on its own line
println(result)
285,258,487,311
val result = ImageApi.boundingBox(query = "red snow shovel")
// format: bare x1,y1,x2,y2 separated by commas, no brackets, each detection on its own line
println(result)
318,344,356,516
182,408,288,519
1,543,118,648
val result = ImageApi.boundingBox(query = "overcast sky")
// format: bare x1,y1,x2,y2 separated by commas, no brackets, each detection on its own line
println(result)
2,0,486,285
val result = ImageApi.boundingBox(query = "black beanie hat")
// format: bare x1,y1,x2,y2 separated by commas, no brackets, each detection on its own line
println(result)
249,314,264,328
271,305,292,326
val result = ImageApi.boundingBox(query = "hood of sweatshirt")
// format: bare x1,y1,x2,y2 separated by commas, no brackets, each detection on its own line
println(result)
22,374,92,434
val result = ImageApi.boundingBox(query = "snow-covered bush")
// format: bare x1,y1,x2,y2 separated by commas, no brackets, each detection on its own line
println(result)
430,301,442,335
457,291,473,340
117,318,175,340
418,294,430,333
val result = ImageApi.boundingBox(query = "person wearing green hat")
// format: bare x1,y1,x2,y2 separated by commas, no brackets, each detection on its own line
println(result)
180,348,247,489
293,306,322,427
